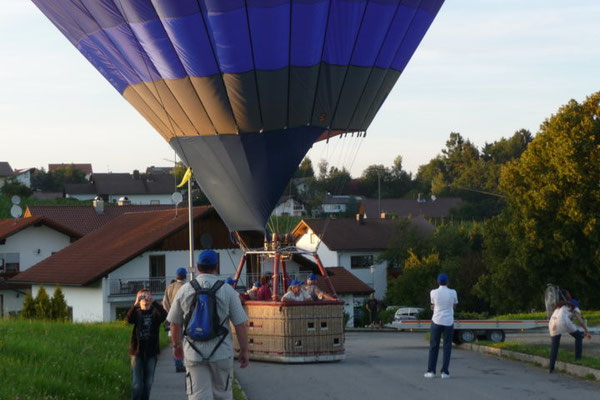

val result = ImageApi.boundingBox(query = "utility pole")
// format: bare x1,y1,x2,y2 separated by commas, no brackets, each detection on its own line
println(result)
377,168,381,217
188,175,194,280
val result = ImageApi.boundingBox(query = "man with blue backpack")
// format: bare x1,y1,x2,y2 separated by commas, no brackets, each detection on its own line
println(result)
167,249,249,400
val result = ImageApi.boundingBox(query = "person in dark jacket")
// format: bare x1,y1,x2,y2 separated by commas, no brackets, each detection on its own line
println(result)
126,289,167,400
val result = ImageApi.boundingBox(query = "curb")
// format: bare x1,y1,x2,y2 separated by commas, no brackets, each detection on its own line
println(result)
234,377,249,400
460,343,600,380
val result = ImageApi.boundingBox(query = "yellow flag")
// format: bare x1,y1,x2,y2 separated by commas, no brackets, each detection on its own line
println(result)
176,167,193,188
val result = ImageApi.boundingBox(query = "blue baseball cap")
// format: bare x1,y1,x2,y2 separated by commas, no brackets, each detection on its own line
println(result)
290,280,304,287
176,268,187,278
253,281,262,288
307,273,318,281
198,249,218,266
437,273,448,285
570,299,580,308
226,277,237,285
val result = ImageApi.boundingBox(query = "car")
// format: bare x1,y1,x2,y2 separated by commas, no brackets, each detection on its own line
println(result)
394,307,424,321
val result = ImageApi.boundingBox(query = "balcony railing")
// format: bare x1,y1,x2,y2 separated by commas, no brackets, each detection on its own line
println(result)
108,277,168,297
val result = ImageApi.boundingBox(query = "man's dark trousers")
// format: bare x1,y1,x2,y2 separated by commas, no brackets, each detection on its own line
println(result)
427,322,454,374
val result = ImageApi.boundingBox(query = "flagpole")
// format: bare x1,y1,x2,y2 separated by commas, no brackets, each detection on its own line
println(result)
188,172,194,280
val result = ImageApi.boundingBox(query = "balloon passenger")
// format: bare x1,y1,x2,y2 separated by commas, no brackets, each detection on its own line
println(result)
548,299,591,373
256,274,273,301
246,281,261,300
126,289,167,400
304,273,336,301
425,273,458,379
282,280,311,302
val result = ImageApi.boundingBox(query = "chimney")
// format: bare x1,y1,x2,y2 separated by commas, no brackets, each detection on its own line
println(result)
117,196,131,206
93,196,104,215
380,212,387,219
133,170,140,180
356,213,365,225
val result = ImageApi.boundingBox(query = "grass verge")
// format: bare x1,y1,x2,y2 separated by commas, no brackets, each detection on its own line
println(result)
494,311,600,326
478,340,600,370
0,319,132,400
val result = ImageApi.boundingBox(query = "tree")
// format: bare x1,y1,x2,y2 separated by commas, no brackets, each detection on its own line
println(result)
480,92,600,311
50,285,70,321
21,290,36,319
294,158,315,179
35,285,52,320
0,178,33,198
386,252,440,308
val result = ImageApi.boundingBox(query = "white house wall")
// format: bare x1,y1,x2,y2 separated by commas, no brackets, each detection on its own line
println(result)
66,193,97,201
33,284,104,323
0,225,72,272
108,249,242,281
338,251,387,300
0,289,27,316
296,232,338,267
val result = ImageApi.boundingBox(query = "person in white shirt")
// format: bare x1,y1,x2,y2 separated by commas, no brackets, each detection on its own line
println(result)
424,273,458,379
281,280,311,302
548,299,591,373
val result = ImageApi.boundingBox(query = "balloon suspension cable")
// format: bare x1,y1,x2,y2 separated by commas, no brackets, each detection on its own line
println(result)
315,133,366,253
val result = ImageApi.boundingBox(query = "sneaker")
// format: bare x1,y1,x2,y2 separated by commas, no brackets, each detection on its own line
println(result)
441,373,450,379
424,372,435,378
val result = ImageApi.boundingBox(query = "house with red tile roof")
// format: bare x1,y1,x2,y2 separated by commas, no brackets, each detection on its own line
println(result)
25,203,176,236
0,217,81,316
10,207,246,322
292,216,435,301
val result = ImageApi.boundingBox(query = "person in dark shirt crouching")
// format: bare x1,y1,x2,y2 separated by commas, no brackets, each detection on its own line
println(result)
126,289,167,400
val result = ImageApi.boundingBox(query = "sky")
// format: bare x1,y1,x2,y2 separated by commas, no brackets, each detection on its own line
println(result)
1,0,599,177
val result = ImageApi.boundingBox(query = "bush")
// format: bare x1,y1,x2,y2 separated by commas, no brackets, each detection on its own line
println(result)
379,307,399,324
51,286,70,321
21,290,36,319
35,286,52,320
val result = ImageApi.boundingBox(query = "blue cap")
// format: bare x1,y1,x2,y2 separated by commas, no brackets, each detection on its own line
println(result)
176,268,187,278
253,281,262,288
307,273,318,281
290,280,304,287
437,273,448,285
198,250,218,266
226,277,237,285
570,299,580,308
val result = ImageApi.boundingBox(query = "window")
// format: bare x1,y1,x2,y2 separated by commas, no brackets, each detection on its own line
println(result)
150,200,160,205
350,255,373,269
0,253,19,273
149,255,166,279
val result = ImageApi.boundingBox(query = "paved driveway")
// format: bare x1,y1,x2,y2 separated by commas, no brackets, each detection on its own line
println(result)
235,332,599,400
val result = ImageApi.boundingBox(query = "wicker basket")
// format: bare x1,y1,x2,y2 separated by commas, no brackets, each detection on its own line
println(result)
232,300,345,363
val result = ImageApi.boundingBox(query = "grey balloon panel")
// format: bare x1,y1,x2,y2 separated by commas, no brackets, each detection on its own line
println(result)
169,126,323,232
288,65,320,128
363,69,401,129
222,72,262,133
256,68,289,132
311,64,347,128
330,65,372,129
190,76,238,134
348,68,388,131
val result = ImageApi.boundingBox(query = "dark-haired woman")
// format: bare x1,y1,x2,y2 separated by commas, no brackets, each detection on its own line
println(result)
548,299,591,373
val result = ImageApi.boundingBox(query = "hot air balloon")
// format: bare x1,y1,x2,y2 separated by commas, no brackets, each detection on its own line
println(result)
32,0,444,233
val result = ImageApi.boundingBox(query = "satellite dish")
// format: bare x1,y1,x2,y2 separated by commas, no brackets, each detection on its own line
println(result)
431,195,437,202
10,205,23,219
11,195,21,205
171,192,183,205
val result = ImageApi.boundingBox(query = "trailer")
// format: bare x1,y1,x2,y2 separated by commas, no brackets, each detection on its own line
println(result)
390,319,549,344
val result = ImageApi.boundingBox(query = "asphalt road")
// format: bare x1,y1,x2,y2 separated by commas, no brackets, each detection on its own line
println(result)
234,332,599,400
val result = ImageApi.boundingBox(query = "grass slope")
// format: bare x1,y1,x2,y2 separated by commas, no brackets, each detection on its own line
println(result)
0,320,131,400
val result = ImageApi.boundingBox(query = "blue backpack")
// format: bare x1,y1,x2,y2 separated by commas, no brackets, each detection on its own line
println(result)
183,279,228,360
